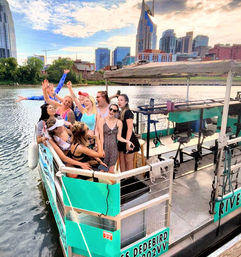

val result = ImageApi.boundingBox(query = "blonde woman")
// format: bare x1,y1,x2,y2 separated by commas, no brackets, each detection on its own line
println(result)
67,81,101,138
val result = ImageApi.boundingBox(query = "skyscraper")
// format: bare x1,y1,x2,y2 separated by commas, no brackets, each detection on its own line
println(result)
159,29,177,54
113,47,130,67
193,35,209,49
178,32,193,54
136,0,157,56
193,35,209,57
0,0,16,58
95,48,110,71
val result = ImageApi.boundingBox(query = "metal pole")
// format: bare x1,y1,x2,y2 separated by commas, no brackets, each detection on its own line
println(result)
186,76,190,102
147,114,151,159
214,70,233,199
105,79,108,93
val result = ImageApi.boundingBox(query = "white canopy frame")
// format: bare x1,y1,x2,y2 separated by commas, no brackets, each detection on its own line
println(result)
104,60,241,211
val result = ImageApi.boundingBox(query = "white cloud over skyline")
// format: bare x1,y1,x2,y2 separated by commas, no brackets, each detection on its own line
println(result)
8,0,241,63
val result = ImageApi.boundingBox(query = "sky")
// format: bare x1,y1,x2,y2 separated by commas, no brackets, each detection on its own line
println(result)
7,0,241,64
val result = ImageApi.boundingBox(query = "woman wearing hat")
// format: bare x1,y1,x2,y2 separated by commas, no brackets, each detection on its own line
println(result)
74,91,89,121
46,117,73,154
37,106,90,170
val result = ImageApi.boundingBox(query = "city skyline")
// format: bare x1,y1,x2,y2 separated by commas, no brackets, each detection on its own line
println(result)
6,0,241,64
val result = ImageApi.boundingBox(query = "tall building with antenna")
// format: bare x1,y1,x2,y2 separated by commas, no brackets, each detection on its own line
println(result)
0,0,16,58
136,0,157,56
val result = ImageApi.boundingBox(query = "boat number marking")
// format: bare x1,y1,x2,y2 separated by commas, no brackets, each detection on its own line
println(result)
103,231,113,240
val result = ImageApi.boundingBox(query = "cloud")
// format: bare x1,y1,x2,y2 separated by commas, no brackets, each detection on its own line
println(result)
9,0,140,37
60,46,96,62
9,0,241,63
8,0,52,30
227,0,241,8
147,0,187,14
153,0,241,45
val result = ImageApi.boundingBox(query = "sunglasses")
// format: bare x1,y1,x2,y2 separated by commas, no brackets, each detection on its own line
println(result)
109,108,118,113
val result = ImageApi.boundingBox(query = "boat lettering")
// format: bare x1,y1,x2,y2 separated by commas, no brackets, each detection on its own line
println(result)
219,192,241,216
214,188,241,222
120,229,169,257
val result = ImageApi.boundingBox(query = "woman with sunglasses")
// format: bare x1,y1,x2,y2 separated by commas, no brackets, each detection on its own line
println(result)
100,104,134,173
96,90,121,118
117,94,140,172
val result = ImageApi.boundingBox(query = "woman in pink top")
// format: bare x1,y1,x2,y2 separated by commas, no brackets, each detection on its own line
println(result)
42,79,75,124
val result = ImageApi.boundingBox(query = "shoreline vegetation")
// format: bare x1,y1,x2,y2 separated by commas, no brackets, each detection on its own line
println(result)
1,76,241,88
1,56,241,87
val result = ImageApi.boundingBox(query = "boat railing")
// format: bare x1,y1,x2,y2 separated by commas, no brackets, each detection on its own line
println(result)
44,142,174,250
217,135,241,191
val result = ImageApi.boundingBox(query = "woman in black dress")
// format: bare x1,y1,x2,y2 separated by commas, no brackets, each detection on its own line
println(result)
117,94,140,171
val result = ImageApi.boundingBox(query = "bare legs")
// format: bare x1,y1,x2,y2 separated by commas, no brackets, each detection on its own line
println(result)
119,152,134,172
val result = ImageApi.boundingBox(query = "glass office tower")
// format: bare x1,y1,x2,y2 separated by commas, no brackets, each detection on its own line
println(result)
136,0,157,56
0,0,16,58
95,48,110,71
113,47,130,67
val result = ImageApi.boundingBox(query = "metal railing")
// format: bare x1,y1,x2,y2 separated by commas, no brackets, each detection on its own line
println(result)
46,142,174,249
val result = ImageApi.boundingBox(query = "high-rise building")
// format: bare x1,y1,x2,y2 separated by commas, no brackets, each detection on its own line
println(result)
182,32,193,53
175,38,183,53
0,0,16,58
192,35,209,57
159,29,177,54
113,47,130,67
136,0,157,56
95,48,110,71
193,35,209,49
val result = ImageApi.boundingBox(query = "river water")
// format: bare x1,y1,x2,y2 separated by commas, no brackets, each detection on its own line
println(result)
0,85,240,257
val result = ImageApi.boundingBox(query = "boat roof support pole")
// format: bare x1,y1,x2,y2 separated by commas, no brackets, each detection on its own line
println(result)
105,79,108,93
186,76,190,102
215,70,233,199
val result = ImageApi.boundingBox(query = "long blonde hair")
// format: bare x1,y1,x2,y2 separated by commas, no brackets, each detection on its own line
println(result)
85,96,97,114
71,122,89,146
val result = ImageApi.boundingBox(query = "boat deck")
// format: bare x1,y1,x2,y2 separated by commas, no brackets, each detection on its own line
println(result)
169,157,214,244
163,146,241,256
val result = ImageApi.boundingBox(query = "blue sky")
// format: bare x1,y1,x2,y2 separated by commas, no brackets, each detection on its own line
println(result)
8,0,241,64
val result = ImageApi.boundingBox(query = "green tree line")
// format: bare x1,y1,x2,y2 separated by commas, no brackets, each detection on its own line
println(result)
0,57,81,85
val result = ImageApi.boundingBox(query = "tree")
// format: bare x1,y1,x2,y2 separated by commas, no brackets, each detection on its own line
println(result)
16,57,44,84
26,57,44,83
0,57,18,81
47,57,80,83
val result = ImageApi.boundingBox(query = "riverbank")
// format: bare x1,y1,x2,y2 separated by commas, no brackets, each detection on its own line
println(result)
1,76,241,88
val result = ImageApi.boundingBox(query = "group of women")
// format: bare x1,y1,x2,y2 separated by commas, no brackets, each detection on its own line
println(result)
30,73,140,177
